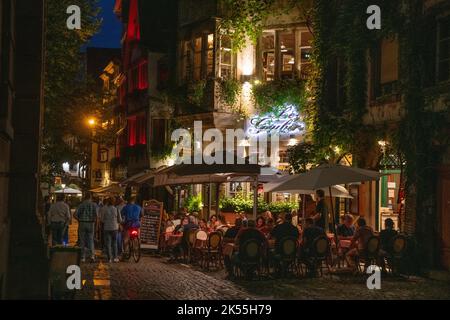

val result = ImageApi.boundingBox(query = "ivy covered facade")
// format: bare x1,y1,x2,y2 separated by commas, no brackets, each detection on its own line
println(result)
114,0,450,271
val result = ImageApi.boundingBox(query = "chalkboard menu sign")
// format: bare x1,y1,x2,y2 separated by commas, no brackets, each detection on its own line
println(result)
141,200,164,249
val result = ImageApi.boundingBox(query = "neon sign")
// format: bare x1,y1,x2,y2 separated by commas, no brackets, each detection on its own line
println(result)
247,105,305,136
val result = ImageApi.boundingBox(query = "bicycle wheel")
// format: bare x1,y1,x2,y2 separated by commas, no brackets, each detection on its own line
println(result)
131,237,141,263
122,238,131,261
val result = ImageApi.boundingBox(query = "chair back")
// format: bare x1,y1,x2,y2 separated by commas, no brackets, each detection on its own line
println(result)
220,226,229,234
276,237,298,260
239,239,261,264
196,230,208,241
188,230,197,247
208,231,222,250
311,236,329,258
390,235,407,256
182,229,195,248
365,236,380,257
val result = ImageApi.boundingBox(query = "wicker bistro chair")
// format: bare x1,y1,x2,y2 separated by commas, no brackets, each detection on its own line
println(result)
384,234,407,274
201,231,223,270
355,236,380,272
300,236,332,277
180,229,197,263
191,230,208,264
233,239,265,279
270,237,299,277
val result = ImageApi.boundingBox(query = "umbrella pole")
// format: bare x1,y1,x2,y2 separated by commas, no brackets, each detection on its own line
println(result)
253,175,258,221
302,194,306,220
329,186,338,245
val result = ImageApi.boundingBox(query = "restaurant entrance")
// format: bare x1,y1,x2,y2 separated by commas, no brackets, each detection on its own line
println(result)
376,152,405,232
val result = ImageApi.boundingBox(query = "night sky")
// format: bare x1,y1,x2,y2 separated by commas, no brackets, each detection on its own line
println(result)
88,0,122,48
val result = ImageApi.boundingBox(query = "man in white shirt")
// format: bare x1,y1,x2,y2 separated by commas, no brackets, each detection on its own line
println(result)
48,194,71,245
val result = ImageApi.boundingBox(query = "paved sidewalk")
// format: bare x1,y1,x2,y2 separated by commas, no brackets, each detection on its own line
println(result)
75,254,450,300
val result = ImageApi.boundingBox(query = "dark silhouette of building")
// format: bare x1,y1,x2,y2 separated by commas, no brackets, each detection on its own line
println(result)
0,0,48,298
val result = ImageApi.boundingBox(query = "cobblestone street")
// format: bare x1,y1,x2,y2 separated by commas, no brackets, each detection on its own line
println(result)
75,253,450,300
76,255,255,300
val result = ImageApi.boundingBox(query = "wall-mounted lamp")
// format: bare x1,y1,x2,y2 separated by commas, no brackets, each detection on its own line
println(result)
287,135,298,147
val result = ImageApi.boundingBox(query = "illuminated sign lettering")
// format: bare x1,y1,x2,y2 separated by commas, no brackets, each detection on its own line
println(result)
247,105,305,136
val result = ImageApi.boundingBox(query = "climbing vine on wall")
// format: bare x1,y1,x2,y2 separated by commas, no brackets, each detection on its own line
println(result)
304,0,403,165
251,79,306,114
219,0,277,50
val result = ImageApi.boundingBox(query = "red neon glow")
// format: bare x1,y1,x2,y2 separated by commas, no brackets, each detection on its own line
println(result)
136,115,147,145
138,61,148,90
127,116,137,146
127,0,140,41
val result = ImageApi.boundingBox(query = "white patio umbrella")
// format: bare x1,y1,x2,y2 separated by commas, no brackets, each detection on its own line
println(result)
268,164,384,241
267,183,353,199
54,187,82,195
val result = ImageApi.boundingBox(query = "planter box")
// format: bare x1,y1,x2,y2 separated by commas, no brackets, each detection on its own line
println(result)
221,212,239,225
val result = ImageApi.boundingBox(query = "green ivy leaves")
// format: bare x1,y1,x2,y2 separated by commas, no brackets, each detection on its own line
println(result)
251,79,306,114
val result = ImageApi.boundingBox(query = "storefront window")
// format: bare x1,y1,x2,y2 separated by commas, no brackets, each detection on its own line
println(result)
438,16,450,82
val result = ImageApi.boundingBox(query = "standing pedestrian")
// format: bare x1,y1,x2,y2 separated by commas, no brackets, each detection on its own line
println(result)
47,194,71,246
74,193,98,263
99,198,122,263
312,189,328,231
115,196,127,255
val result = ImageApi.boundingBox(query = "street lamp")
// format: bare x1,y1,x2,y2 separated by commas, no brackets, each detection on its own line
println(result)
61,184,66,194
85,117,97,190
87,117,96,127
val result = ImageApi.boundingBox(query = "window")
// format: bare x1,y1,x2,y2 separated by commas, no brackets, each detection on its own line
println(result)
193,37,202,80
371,37,399,98
127,116,137,146
157,58,169,90
220,35,233,78
207,34,214,77
438,16,450,82
127,115,146,146
98,148,109,163
138,60,148,90
279,31,295,79
261,31,275,81
180,34,217,82
151,119,168,151
180,40,191,83
380,38,399,95
299,31,313,79
127,60,148,93
260,29,313,81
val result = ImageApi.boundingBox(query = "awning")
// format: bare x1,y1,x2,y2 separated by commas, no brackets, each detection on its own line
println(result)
153,152,261,187
119,170,151,186
90,183,124,195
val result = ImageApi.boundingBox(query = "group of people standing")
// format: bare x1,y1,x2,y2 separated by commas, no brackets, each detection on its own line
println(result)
45,193,143,263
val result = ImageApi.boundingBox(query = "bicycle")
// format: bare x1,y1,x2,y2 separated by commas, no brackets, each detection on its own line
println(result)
122,227,141,263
